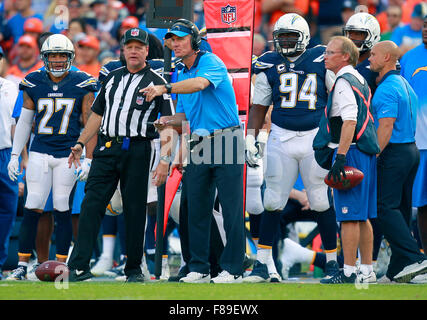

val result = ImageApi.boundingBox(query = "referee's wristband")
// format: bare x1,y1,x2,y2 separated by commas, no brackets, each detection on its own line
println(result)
76,141,85,149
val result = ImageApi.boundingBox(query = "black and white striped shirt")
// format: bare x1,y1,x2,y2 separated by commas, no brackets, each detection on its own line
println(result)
92,64,174,139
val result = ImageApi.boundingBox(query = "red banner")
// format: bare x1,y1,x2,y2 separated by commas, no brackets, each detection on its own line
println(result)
204,0,255,117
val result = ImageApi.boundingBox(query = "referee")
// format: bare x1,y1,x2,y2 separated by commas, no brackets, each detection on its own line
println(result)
67,28,174,282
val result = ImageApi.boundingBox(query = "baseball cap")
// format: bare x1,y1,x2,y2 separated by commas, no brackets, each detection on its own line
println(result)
165,23,193,39
18,35,38,49
121,16,139,29
78,35,100,51
90,0,107,7
122,28,149,45
24,17,43,33
412,3,427,19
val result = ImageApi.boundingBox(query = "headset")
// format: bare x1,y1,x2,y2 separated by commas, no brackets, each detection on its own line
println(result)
171,19,201,51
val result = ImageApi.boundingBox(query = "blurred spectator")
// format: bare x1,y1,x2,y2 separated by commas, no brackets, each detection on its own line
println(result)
98,50,116,66
193,0,205,29
317,0,345,44
76,34,101,78
391,2,426,56
5,35,43,85
0,0,43,47
401,0,425,25
65,17,88,43
260,0,318,31
380,5,403,40
253,33,267,56
123,0,146,20
341,0,357,25
7,16,43,63
85,0,119,50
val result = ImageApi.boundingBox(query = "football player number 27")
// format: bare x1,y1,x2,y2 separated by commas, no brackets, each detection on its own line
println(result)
38,98,75,134
279,73,317,110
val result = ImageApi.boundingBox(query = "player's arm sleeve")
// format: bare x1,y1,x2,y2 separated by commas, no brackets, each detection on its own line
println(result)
252,72,272,107
325,70,336,92
333,78,358,121
12,107,34,156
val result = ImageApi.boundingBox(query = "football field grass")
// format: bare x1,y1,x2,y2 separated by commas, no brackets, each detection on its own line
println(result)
1,281,426,300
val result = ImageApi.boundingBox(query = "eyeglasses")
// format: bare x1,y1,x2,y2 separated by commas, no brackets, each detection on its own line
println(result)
324,50,343,56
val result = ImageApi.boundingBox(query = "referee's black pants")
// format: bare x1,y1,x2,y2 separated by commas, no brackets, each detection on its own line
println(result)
377,142,425,280
185,130,245,276
68,136,152,277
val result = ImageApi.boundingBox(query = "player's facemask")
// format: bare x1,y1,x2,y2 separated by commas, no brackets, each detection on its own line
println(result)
273,31,305,57
42,52,74,77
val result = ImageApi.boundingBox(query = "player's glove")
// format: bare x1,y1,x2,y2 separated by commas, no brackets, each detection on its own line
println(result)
7,154,20,181
245,131,268,168
75,158,92,182
328,154,347,183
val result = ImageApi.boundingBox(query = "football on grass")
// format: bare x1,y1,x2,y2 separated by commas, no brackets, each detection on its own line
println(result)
35,260,69,282
324,166,364,190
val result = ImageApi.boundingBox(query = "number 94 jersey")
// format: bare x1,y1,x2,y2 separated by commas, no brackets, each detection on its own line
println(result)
253,46,328,131
19,70,99,158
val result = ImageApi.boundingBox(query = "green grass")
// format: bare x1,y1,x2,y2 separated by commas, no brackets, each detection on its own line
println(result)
0,281,426,300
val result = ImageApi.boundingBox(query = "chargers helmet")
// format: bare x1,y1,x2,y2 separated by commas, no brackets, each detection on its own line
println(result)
40,34,75,77
272,13,310,57
343,12,380,52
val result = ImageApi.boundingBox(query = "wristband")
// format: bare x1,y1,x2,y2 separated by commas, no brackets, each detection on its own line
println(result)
76,141,85,149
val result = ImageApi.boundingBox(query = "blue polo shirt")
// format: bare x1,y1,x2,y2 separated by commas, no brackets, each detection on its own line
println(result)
175,51,240,135
372,70,418,144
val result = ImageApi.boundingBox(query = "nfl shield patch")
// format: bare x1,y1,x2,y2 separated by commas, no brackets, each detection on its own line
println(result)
221,4,236,24
131,28,139,36
136,96,144,105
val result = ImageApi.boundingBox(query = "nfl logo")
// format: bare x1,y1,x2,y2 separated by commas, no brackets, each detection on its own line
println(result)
221,4,236,24
136,96,144,105
342,207,348,214
131,28,139,36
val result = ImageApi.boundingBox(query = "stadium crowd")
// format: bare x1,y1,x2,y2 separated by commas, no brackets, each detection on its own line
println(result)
0,0,426,285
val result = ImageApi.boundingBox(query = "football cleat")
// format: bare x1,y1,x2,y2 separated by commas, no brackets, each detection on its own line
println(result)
320,270,356,284
26,263,40,281
90,254,113,276
126,273,145,283
322,260,340,280
243,261,269,283
68,269,93,282
179,272,211,283
5,266,27,281
357,271,377,284
210,270,243,283
394,259,427,283
104,256,126,278
168,265,189,282
410,273,427,284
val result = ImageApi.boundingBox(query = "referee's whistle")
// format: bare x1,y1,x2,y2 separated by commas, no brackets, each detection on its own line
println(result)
105,141,112,148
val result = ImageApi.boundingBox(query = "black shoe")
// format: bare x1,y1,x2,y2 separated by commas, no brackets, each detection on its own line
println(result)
68,269,93,282
320,270,356,284
126,273,145,283
168,265,189,282
322,260,340,279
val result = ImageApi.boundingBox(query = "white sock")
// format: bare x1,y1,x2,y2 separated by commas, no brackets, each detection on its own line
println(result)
257,247,272,265
18,261,29,268
343,264,357,277
326,251,337,262
102,235,116,259
359,264,373,276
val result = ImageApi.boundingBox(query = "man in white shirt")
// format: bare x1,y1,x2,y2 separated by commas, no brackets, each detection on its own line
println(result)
317,36,380,284
0,47,19,278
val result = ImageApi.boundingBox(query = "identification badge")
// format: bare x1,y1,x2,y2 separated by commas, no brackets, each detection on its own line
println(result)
122,137,130,151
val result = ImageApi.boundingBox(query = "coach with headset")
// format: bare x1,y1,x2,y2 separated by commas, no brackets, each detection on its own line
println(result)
142,19,246,283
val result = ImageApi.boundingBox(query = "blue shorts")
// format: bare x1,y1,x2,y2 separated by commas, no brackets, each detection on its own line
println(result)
413,149,427,207
333,146,377,222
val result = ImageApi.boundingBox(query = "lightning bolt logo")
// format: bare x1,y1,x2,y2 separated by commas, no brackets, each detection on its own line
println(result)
412,66,427,77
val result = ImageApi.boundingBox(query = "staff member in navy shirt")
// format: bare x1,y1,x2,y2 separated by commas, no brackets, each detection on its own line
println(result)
369,40,427,283
142,19,245,284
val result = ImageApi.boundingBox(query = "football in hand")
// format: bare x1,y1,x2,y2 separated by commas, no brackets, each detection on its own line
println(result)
35,260,69,282
324,166,364,190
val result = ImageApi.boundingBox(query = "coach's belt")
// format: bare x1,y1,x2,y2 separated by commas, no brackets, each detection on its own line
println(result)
194,125,241,140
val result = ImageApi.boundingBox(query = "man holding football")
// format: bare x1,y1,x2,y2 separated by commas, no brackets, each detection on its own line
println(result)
314,36,380,284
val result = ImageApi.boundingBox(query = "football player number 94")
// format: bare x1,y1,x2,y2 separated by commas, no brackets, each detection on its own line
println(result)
279,73,317,110
37,98,75,135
